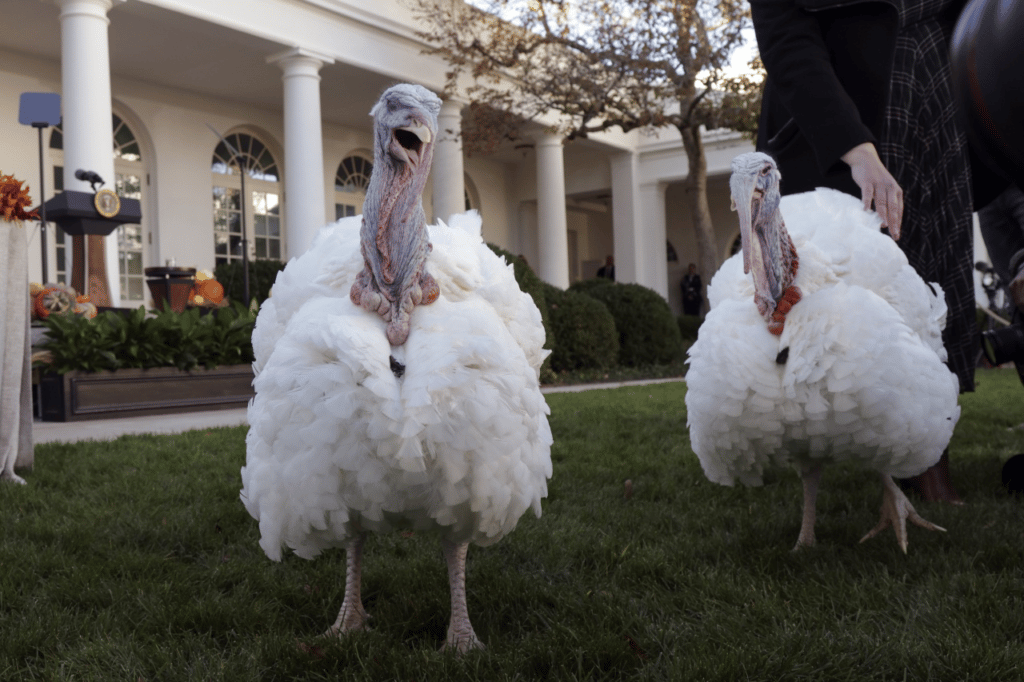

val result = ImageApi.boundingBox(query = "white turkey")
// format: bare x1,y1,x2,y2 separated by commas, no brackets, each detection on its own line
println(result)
240,83,552,652
685,151,961,552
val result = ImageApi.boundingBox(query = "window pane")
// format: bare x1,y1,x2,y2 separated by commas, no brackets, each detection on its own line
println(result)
126,251,143,275
269,240,281,260
255,238,266,258
268,217,280,238
254,214,267,236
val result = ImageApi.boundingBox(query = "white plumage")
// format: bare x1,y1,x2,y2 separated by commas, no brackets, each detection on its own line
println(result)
240,84,551,651
686,152,960,551
242,210,551,557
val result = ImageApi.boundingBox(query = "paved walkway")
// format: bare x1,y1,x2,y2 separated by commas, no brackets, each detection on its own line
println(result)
33,377,685,444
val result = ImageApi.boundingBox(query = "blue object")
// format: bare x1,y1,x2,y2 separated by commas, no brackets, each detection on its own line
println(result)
18,92,61,127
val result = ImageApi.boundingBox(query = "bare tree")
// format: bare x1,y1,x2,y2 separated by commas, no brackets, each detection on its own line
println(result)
410,0,763,294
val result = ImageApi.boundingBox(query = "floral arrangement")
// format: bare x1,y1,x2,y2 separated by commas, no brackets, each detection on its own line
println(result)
188,269,226,309
30,282,97,320
0,173,38,223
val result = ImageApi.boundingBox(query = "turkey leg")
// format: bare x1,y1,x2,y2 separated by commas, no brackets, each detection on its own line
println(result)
794,465,822,550
441,539,483,653
860,474,946,553
325,534,370,636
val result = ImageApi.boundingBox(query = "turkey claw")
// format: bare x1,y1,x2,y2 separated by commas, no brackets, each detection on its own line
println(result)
860,478,945,553
442,631,485,654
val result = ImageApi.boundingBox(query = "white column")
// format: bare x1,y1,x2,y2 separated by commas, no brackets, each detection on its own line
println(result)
431,99,466,224
610,153,669,299
57,0,124,304
268,47,334,259
639,181,668,299
535,133,569,288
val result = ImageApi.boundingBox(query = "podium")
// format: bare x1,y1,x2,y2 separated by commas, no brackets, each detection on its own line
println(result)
36,190,141,306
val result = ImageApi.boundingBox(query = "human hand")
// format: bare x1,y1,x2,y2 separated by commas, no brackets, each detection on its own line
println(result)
841,142,903,240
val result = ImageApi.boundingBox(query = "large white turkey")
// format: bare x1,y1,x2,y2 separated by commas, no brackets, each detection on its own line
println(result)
685,152,960,552
240,84,552,652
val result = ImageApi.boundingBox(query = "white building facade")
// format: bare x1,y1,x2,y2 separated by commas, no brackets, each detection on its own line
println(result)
1,0,754,314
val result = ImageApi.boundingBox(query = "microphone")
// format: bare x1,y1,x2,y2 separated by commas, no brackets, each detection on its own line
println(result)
74,169,104,191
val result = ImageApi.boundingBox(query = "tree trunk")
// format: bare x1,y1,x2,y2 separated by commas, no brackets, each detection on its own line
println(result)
679,124,718,315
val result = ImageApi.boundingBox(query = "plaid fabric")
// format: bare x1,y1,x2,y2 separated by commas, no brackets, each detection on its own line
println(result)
879,0,977,392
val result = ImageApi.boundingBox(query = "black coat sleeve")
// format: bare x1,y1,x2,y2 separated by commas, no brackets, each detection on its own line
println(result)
750,0,878,175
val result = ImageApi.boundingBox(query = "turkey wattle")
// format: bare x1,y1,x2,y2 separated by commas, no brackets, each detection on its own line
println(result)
685,151,960,553
240,84,553,652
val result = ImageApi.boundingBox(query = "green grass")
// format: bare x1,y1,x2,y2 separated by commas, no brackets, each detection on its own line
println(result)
2,369,1022,681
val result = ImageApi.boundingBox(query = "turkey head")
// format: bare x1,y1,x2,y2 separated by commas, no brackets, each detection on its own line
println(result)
350,83,442,346
730,152,801,335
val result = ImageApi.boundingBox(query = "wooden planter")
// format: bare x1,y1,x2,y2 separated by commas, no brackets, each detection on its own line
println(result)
39,364,254,422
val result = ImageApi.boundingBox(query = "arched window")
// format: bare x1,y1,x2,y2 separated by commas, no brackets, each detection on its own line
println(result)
212,132,283,265
334,155,373,220
49,114,147,303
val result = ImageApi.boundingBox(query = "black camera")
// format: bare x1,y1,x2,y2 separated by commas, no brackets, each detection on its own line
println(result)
979,251,1024,385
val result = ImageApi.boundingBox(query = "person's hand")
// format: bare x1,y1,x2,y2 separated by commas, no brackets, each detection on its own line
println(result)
841,142,903,239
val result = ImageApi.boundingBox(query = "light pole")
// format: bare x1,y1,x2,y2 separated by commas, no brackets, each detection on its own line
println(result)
18,92,62,283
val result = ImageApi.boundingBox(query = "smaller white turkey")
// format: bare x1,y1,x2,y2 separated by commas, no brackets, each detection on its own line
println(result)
241,84,552,652
685,151,961,552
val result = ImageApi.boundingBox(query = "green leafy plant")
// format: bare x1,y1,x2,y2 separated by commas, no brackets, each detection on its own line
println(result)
572,280,685,367
677,314,702,341
214,259,286,307
544,283,619,372
37,303,256,374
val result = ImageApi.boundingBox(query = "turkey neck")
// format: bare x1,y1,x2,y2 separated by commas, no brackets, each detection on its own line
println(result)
752,200,800,322
360,148,432,303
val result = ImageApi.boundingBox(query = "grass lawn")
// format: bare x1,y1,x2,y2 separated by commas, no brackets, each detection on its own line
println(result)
2,369,1022,681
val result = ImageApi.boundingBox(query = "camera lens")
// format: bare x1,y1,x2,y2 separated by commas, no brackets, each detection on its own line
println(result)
982,323,1024,366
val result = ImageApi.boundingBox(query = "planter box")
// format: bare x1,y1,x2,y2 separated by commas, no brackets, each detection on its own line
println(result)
39,365,254,422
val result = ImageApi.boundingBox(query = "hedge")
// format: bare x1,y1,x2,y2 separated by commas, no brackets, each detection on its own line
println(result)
543,283,619,372
214,259,287,307
571,280,685,367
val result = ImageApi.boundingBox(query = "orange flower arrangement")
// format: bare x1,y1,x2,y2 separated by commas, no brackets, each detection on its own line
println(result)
0,173,39,223
189,270,226,308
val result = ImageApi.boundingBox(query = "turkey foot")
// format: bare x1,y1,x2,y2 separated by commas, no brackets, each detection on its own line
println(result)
860,475,945,553
901,450,963,505
1,471,27,485
441,539,484,653
793,465,822,551
324,535,371,636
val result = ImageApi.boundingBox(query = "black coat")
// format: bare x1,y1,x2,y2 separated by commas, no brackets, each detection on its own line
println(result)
752,0,899,197
752,0,1005,207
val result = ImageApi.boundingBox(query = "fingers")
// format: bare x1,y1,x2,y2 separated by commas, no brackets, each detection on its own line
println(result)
840,142,903,239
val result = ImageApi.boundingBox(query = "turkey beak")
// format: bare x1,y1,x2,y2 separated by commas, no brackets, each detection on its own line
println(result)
734,174,782,317
731,176,757,276
392,122,433,168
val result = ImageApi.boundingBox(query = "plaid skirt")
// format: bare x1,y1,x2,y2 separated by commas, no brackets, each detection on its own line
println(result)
879,0,977,392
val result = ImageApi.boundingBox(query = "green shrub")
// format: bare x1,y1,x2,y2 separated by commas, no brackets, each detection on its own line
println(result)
677,314,702,341
544,283,618,373
570,277,615,297
38,303,256,374
214,259,286,307
486,244,555,381
572,281,684,367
